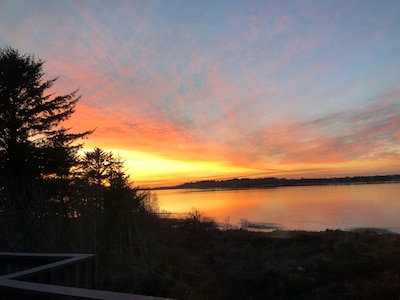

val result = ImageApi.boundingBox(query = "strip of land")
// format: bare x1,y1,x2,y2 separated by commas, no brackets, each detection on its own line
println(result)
151,174,400,190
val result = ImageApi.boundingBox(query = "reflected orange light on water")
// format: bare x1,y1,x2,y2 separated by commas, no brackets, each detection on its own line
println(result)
156,184,400,232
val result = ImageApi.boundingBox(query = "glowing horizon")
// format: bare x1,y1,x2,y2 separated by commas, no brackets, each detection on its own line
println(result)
1,1,399,187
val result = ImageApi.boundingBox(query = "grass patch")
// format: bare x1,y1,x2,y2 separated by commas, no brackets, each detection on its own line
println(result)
99,216,400,299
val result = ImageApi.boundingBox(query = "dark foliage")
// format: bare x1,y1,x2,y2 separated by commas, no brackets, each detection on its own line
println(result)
0,46,91,180
0,46,92,217
147,224,400,300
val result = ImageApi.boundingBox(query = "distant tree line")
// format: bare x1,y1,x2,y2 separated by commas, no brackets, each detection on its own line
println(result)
171,174,400,190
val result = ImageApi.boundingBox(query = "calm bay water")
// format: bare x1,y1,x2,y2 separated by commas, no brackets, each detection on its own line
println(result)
155,183,400,232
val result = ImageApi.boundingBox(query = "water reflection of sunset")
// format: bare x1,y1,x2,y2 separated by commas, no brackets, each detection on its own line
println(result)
157,184,400,232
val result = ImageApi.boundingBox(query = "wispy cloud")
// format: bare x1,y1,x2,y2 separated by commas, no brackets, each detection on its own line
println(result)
1,0,400,185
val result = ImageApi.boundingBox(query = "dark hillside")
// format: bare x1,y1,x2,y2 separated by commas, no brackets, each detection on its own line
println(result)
164,174,400,190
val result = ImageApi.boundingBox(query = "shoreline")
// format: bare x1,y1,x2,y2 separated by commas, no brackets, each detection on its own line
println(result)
146,174,400,190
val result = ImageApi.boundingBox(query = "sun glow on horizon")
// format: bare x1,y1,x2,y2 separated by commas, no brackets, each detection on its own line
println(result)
80,148,265,187
79,146,400,188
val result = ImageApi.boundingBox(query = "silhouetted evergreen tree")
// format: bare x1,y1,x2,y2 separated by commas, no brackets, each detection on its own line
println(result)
76,147,145,218
75,147,148,261
0,46,91,218
0,47,89,179
79,147,121,186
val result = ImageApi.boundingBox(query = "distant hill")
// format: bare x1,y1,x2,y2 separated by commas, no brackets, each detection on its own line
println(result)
152,174,400,190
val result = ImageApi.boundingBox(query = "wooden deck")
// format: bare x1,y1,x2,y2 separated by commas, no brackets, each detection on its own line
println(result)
0,252,172,300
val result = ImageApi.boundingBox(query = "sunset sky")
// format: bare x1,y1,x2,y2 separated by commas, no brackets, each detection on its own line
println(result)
1,0,400,187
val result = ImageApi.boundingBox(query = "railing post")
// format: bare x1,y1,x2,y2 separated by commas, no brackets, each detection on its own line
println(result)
84,259,90,288
63,265,69,286
51,269,56,284
75,262,80,287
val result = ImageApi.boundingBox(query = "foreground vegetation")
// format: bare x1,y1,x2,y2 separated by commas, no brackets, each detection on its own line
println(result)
2,208,400,299
101,216,400,300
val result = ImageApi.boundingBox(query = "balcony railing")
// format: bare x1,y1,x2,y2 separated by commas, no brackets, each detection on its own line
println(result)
0,252,171,299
